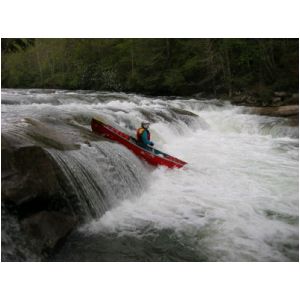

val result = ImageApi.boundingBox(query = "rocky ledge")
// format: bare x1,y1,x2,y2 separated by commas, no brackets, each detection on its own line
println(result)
229,91,299,107
1,137,84,261
249,105,299,118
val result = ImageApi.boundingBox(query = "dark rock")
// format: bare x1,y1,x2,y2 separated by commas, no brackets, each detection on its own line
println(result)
231,95,244,104
1,139,89,221
230,94,256,106
272,97,283,106
1,142,83,260
21,211,77,255
2,145,63,206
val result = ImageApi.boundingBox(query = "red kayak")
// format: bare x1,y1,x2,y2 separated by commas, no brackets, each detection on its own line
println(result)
91,118,187,168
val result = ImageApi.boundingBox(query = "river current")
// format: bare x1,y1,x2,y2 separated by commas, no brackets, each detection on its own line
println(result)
1,89,298,261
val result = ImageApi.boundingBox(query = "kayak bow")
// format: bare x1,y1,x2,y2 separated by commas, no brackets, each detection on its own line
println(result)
91,118,187,168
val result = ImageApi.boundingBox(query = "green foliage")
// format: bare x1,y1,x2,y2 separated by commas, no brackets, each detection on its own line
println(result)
1,38,35,53
2,38,299,97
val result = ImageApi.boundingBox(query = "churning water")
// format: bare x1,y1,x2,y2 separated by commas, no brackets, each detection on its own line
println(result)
1,89,299,261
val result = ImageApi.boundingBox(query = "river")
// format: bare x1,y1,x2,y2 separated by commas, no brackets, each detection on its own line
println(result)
1,89,298,261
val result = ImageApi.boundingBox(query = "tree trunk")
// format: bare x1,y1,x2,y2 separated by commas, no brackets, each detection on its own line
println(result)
166,38,170,65
223,41,232,97
130,39,134,77
36,49,43,85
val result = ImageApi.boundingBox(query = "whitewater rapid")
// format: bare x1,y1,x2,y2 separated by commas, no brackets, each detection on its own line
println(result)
82,104,298,261
2,89,298,261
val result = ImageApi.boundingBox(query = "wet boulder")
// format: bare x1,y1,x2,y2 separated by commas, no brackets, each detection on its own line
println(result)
2,144,63,207
1,139,83,261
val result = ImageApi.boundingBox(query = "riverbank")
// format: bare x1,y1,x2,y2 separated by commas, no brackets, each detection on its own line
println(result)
193,90,298,107
230,92,299,125
193,90,299,125
228,91,298,107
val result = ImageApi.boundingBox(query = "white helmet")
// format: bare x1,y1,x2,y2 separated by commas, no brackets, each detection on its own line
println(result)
141,121,150,129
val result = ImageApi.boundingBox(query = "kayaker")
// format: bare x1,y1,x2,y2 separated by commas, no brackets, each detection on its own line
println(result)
136,122,154,149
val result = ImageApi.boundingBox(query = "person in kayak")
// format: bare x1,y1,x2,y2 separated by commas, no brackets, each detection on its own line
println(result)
136,122,154,149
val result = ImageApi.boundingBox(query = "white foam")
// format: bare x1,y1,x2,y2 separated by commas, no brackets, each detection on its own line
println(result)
83,99,299,261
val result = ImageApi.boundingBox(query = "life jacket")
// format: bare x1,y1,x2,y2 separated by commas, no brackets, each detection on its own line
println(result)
136,127,150,143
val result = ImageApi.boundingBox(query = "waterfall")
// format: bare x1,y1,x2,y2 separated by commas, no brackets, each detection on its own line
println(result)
46,141,148,219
